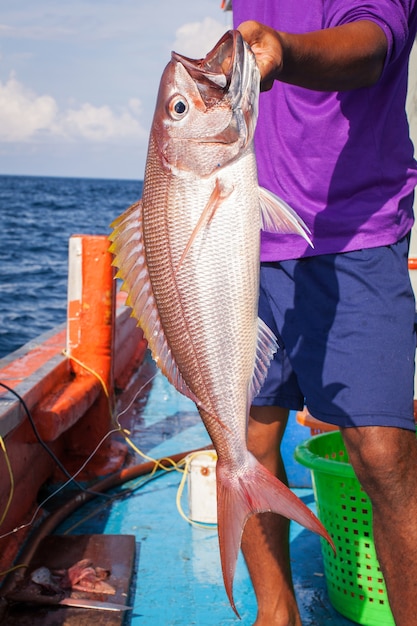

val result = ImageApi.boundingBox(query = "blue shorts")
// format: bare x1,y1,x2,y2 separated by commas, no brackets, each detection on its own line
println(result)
254,236,416,430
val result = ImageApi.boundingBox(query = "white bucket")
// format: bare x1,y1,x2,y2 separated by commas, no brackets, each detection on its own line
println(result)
187,451,218,524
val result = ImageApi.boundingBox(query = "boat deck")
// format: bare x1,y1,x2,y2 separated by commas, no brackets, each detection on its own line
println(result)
24,354,358,625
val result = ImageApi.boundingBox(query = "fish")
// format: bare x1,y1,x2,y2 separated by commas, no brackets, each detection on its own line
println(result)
109,30,334,616
30,560,115,595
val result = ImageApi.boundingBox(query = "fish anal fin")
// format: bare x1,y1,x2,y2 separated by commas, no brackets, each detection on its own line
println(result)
216,453,335,615
249,317,278,405
259,186,313,247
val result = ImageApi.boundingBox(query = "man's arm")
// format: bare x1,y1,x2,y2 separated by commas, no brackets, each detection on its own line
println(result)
238,20,388,91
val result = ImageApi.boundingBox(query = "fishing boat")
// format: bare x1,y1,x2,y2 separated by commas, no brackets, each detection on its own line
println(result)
1,20,417,626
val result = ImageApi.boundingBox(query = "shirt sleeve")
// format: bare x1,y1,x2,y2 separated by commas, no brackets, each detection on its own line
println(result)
323,0,415,65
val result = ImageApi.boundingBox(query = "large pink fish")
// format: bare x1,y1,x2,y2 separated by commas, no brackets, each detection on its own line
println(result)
110,30,333,615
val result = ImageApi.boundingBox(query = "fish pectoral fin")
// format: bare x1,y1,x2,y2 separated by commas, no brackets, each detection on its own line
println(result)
249,317,278,405
175,178,234,274
216,453,335,616
259,186,313,247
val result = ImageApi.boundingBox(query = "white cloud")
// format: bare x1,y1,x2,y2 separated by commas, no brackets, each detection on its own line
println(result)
173,17,227,58
0,73,57,141
0,73,146,143
60,101,145,142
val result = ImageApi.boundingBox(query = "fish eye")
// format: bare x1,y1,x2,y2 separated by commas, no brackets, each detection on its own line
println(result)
175,101,186,114
168,95,189,120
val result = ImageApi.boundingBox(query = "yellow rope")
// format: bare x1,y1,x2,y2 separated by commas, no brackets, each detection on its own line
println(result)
0,435,14,530
62,350,189,475
62,350,218,527
0,348,213,571
0,563,28,578
61,349,115,413
0,437,26,577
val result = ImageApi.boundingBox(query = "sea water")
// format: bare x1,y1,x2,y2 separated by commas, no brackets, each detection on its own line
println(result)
0,174,142,358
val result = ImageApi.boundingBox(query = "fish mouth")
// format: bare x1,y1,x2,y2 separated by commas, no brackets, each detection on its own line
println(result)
172,30,259,145
172,30,248,107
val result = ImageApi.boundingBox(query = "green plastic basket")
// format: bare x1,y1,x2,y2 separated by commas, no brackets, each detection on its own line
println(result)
295,431,394,626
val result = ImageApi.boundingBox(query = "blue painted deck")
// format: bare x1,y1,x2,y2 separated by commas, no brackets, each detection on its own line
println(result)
55,354,358,625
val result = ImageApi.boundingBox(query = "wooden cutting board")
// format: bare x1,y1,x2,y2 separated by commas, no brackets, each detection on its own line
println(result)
2,534,137,625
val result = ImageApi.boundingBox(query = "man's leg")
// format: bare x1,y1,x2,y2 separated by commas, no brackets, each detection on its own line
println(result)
341,425,417,626
241,405,302,626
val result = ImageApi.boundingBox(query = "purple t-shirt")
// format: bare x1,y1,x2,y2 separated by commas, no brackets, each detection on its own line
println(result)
232,1,417,260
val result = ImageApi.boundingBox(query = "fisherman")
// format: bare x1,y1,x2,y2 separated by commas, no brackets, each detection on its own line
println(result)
230,2,417,625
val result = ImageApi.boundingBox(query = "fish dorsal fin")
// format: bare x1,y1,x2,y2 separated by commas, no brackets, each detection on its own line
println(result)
249,317,278,405
259,186,313,247
109,201,203,407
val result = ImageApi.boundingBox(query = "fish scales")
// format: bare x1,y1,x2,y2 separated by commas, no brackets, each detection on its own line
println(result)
146,215,252,459
142,143,260,443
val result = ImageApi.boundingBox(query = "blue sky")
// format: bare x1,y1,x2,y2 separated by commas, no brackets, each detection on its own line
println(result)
0,1,232,180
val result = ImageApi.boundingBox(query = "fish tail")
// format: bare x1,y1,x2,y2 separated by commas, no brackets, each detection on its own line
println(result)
216,453,334,616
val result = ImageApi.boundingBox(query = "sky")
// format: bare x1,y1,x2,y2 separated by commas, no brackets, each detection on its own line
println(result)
0,1,233,180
